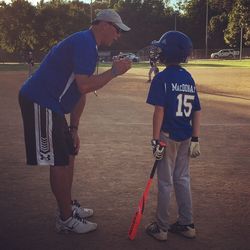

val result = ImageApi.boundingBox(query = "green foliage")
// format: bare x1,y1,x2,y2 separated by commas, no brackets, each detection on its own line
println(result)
224,0,250,47
0,0,37,56
35,1,89,52
114,0,172,51
0,0,249,60
208,13,228,48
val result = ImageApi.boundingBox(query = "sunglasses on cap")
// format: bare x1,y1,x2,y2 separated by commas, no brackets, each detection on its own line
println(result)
108,22,123,34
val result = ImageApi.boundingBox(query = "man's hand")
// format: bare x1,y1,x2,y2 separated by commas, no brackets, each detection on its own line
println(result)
151,139,167,160
111,58,131,77
189,137,200,158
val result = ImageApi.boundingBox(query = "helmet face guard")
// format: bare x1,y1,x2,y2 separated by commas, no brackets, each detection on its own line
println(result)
151,31,193,64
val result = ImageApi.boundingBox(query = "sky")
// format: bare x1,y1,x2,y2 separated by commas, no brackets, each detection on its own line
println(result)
3,0,178,7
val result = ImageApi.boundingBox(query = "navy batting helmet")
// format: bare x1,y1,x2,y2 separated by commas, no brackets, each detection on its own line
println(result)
152,31,193,64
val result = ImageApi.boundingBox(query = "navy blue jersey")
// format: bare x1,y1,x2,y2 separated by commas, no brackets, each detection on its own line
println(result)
147,65,201,141
20,30,98,115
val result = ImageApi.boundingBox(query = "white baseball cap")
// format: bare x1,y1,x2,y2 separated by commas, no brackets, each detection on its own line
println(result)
93,9,130,32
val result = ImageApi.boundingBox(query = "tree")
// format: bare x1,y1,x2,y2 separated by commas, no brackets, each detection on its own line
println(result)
179,0,208,49
0,0,37,57
112,0,173,52
224,0,250,47
206,0,234,49
208,13,228,48
0,0,248,61
35,0,90,53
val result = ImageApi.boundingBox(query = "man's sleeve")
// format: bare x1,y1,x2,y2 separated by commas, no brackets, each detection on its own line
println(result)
73,37,97,76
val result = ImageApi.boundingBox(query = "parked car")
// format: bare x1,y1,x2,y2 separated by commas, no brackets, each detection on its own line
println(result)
210,49,240,59
116,52,140,62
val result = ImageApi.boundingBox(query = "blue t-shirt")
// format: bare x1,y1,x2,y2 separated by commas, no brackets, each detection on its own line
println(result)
147,65,201,141
20,30,98,115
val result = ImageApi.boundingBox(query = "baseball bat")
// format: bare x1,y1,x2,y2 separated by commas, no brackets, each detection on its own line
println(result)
128,160,159,240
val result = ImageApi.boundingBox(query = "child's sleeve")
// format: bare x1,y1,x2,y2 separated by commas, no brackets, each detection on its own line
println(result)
193,90,201,111
146,76,166,107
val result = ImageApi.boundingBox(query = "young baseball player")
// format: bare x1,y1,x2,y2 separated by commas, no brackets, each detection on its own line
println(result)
27,51,34,77
147,51,159,82
145,31,201,241
19,9,131,234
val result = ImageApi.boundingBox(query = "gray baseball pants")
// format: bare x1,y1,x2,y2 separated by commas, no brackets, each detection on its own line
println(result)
156,131,193,231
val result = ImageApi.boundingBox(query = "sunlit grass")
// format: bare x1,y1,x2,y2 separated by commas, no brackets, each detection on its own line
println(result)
0,63,39,71
185,59,250,68
0,59,249,71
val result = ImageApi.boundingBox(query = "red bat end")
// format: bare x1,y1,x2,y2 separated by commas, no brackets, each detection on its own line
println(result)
128,211,143,240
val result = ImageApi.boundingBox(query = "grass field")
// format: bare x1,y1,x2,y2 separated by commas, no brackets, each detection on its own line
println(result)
0,59,250,71
107,59,250,68
0,63,32,71
1,60,249,100
185,58,250,68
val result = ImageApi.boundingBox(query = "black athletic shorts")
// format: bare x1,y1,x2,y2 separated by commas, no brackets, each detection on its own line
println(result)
19,94,77,166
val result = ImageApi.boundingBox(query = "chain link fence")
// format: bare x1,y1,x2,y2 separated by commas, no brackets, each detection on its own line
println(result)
1,48,250,63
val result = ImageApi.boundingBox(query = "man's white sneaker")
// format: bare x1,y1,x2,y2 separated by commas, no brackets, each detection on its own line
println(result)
56,200,94,219
56,210,97,234
72,199,94,219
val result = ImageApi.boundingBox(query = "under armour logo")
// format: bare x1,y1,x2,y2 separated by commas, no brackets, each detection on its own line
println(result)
40,154,51,161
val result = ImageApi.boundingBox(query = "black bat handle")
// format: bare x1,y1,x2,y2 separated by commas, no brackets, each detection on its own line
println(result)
150,142,166,178
150,160,158,179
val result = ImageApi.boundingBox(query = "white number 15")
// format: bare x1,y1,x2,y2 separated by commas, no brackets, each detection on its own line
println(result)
176,94,195,117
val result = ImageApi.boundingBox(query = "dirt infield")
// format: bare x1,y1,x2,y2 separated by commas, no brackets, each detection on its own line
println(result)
0,68,250,250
